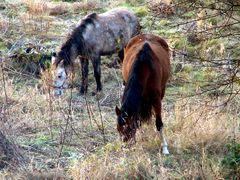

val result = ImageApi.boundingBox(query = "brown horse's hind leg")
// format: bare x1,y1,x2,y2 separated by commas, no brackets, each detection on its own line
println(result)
152,96,163,131
153,101,170,155
91,56,102,93
159,128,169,155
80,58,89,95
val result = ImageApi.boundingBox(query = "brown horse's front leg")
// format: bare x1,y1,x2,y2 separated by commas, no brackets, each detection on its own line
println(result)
80,58,89,95
91,56,102,93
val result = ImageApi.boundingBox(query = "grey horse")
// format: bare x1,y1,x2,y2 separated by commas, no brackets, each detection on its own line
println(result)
51,8,140,96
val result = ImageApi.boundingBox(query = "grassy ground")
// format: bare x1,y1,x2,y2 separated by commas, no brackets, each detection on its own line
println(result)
0,0,239,179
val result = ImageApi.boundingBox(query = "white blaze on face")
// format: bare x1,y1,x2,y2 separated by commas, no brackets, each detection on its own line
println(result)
53,66,68,96
51,55,56,65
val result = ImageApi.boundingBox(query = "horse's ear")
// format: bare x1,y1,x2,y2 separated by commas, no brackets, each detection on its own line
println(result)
51,52,57,64
115,106,121,116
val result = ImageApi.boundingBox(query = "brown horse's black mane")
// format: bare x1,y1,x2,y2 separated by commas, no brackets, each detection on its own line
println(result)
56,13,97,66
120,43,154,125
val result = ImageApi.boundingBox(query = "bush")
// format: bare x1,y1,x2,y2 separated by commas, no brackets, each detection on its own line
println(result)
222,141,240,178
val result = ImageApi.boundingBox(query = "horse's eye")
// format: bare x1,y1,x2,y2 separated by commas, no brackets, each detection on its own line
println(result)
58,75,62,79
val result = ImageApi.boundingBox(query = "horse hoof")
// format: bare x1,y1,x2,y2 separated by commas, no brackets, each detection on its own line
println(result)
97,86,102,92
162,147,170,155
79,90,87,96
80,88,87,96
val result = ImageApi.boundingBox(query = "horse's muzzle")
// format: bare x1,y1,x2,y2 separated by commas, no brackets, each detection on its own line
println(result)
54,88,65,96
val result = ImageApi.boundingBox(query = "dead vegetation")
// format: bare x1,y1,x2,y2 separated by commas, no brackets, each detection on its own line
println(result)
0,0,239,179
69,98,239,179
147,0,175,17
22,0,100,16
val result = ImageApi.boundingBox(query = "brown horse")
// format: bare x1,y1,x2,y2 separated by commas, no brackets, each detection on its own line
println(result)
51,8,140,96
115,34,171,154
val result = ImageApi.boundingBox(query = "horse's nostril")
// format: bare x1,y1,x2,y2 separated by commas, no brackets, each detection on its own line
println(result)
54,89,62,96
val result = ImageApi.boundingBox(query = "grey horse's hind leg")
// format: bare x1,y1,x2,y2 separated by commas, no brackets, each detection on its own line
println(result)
91,55,102,92
80,58,89,95
118,49,124,63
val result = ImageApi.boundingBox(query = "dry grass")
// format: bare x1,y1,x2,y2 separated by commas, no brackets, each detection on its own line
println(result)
0,0,239,179
48,2,69,16
14,0,100,37
0,16,9,33
39,67,53,97
22,0,99,16
168,99,235,153
72,1,99,13
0,168,67,180
24,0,49,16
0,58,122,174
148,0,175,17
69,97,239,179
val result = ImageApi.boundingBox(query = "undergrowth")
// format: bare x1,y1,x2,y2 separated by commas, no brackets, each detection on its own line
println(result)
222,141,240,178
0,0,239,179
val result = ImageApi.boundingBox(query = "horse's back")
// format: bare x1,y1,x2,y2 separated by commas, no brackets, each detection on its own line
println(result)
98,8,140,41
125,34,169,54
123,34,170,87
79,8,140,55
100,8,137,22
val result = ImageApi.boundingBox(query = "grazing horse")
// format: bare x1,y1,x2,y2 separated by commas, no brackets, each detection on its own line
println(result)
115,34,171,154
51,8,140,96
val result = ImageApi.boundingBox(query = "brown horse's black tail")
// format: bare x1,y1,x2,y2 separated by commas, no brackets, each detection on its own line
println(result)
137,42,154,69
142,42,151,51
132,43,154,122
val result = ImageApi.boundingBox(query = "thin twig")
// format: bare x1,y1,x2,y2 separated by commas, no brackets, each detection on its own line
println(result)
96,93,106,144
56,80,74,165
84,94,93,129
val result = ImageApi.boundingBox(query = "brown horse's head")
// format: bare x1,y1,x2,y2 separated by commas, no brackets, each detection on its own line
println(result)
115,106,137,142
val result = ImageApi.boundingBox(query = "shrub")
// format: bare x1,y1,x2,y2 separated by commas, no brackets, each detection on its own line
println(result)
222,141,240,178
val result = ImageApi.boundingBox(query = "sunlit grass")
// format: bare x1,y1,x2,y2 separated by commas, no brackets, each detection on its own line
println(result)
0,0,239,179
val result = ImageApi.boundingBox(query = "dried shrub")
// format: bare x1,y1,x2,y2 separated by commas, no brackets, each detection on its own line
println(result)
49,3,69,16
72,1,98,13
40,66,53,95
147,0,175,17
24,0,49,16
0,16,9,33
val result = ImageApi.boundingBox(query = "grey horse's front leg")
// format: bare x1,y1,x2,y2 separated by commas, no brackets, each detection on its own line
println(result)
80,58,89,95
91,55,102,93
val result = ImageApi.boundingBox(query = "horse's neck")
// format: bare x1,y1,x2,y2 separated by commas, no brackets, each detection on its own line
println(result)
62,46,78,64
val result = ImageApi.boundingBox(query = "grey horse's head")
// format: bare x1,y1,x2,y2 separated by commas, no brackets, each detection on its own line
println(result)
51,52,72,96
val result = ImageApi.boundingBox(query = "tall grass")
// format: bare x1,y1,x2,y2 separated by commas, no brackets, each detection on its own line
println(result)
69,97,239,179
0,0,239,179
